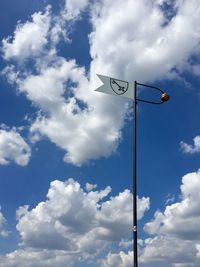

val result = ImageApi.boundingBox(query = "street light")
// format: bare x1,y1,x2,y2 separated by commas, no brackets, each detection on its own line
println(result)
133,81,169,267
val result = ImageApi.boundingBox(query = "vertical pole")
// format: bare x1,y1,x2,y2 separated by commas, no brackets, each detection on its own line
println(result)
133,81,138,267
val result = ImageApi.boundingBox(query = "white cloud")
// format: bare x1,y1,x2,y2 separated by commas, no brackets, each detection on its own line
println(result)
63,0,89,19
16,179,135,250
0,249,75,267
1,4,129,166
0,179,149,267
85,182,97,191
2,7,51,61
119,239,133,248
140,169,200,266
89,0,200,82
0,127,31,166
24,58,128,166
180,136,200,154
4,54,129,166
140,236,198,265
137,196,150,220
0,207,9,237
101,251,133,267
2,0,200,166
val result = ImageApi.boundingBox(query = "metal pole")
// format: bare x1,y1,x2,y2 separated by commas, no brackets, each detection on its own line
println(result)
133,81,138,267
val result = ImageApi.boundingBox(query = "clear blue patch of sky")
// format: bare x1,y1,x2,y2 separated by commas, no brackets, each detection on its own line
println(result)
0,76,37,128
0,0,47,40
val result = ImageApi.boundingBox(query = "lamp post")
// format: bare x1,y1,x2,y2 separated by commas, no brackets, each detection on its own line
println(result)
133,81,169,267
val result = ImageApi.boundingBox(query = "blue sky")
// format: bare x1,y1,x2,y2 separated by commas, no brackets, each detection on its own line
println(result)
0,0,200,266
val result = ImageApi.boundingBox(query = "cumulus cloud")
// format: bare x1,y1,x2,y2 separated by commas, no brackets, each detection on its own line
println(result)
137,196,150,220
90,0,200,83
140,236,198,265
63,0,89,19
0,179,149,267
180,136,200,154
90,0,200,82
101,251,133,267
0,249,75,267
2,0,200,166
2,7,51,61
2,5,129,166
140,169,200,266
16,179,135,250
0,127,31,166
0,207,9,237
22,58,127,166
85,182,97,191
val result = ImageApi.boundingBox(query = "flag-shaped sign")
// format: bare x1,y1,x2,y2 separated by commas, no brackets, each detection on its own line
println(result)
95,74,134,99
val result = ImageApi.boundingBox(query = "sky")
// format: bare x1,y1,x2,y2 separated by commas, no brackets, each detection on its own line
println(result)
0,0,200,266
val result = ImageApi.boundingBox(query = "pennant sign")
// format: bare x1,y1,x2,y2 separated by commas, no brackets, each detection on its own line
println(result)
95,74,134,99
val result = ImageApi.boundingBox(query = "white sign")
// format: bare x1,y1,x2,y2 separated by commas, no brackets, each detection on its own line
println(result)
95,74,134,99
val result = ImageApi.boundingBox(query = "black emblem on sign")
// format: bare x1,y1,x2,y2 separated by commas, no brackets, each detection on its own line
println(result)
110,78,129,95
